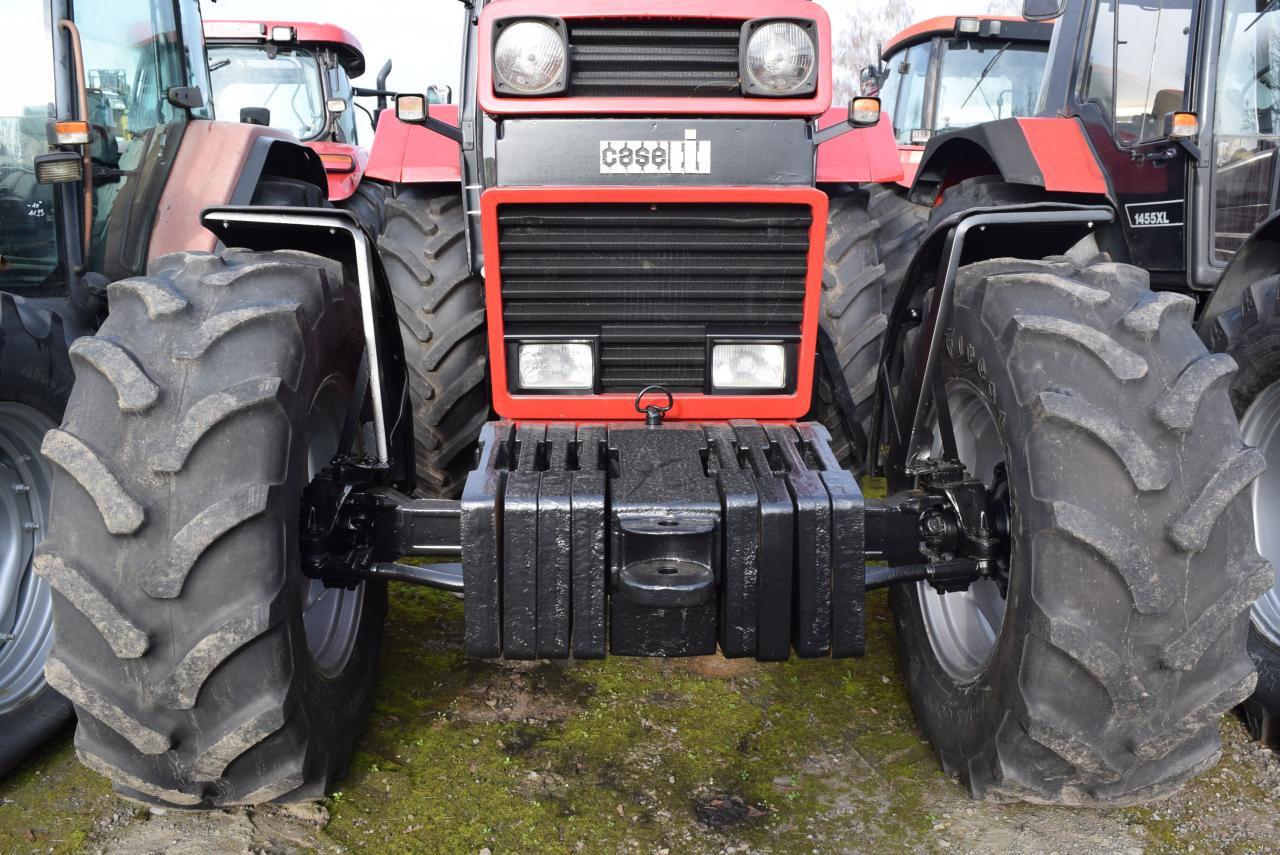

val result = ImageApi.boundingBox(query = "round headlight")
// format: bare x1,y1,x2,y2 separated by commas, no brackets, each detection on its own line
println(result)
494,20,566,95
745,22,816,95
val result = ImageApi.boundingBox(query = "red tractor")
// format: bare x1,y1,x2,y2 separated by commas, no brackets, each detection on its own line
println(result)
203,21,385,228
874,15,1052,187
0,0,349,776
35,0,1263,811
848,14,1055,373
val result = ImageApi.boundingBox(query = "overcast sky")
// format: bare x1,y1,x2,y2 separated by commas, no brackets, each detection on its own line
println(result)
199,0,985,104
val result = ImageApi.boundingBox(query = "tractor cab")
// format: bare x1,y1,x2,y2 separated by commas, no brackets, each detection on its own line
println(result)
3,0,212,300
875,15,1052,185
205,21,367,199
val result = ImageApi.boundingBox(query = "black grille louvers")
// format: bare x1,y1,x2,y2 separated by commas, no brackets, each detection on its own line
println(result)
565,19,744,98
497,203,813,394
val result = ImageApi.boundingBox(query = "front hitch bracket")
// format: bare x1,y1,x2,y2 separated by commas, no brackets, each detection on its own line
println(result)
300,420,1006,660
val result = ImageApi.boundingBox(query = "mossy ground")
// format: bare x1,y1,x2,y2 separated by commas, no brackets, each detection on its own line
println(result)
2,584,1277,854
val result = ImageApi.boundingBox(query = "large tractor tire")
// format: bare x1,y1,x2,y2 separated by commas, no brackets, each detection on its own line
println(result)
817,190,924,470
37,249,386,806
1210,275,1280,748
866,183,927,311
338,179,388,237
377,190,488,497
891,246,1272,804
0,296,74,776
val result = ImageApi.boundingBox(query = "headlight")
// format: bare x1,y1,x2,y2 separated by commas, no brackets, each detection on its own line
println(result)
712,343,787,390
744,21,817,96
494,20,567,95
517,342,594,390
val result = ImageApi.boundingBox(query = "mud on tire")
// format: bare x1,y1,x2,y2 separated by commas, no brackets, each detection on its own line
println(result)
37,249,386,807
892,247,1272,804
377,190,488,497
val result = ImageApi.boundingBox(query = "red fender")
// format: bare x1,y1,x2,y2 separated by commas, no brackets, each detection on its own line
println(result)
814,108,904,185
364,106,461,186
306,140,369,202
912,116,1108,201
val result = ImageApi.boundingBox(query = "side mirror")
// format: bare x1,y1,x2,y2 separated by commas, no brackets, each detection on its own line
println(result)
395,93,427,124
1022,0,1067,20
849,96,882,128
859,65,883,96
240,107,270,126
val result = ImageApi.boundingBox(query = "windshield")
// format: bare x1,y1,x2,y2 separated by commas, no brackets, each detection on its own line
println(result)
934,39,1047,133
0,1,61,291
1212,0,1280,263
209,45,326,140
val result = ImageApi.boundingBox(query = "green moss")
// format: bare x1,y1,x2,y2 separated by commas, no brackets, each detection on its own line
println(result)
0,736,114,853
4,576,1275,854
316,584,943,854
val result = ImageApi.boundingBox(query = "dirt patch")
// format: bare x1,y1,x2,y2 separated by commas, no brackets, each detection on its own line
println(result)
2,586,1277,855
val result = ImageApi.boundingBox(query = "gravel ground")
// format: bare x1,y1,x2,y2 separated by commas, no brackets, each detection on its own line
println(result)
1,586,1277,855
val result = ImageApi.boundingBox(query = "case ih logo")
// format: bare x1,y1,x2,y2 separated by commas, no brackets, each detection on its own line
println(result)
599,130,711,175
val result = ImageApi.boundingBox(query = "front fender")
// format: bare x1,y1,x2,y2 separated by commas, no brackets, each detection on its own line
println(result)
911,117,1108,205
365,106,461,186
815,108,903,185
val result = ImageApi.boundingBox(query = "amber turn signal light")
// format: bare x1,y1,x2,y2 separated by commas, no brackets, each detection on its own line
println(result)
319,153,356,173
1166,111,1199,140
54,120,90,146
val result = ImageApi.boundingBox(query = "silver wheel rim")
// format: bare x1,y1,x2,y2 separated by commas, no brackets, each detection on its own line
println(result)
302,379,364,678
1241,380,1280,647
0,404,57,714
918,380,1009,682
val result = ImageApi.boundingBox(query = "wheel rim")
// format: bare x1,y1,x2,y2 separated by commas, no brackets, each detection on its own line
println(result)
1240,379,1280,647
0,404,57,714
918,380,1009,682
301,379,364,678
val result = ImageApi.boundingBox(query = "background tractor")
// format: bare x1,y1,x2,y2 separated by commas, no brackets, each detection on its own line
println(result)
0,0,355,777
204,20,388,232
35,0,1265,812
848,13,1055,393
873,14,1052,187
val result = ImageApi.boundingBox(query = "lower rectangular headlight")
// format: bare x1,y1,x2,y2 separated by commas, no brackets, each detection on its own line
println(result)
711,342,787,390
517,341,594,391
34,152,83,184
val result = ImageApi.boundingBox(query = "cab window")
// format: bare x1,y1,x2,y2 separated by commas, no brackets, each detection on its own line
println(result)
883,42,932,146
1082,0,1195,145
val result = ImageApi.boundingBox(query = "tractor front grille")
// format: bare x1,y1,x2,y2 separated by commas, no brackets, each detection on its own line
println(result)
497,202,813,393
565,19,743,98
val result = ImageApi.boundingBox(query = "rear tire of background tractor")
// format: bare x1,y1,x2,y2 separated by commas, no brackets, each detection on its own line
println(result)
1211,277,1280,748
338,180,389,237
0,297,74,776
377,190,489,497
38,250,386,807
891,247,1271,804
817,190,925,471
867,184,927,311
